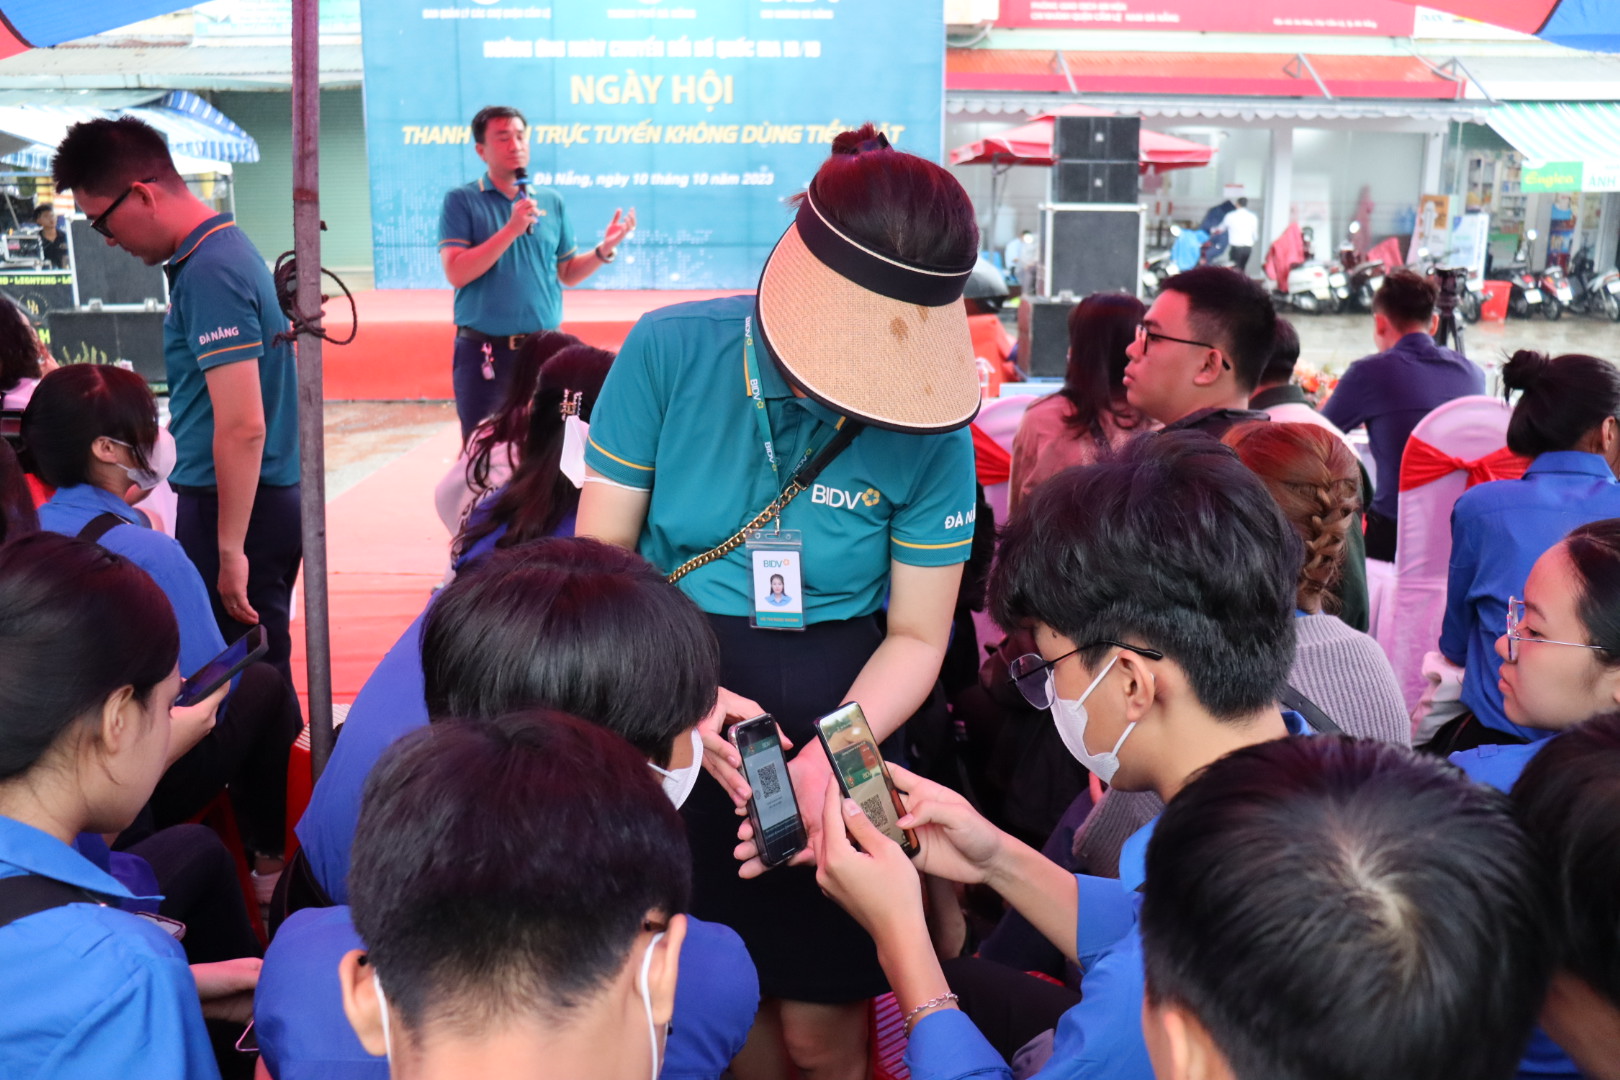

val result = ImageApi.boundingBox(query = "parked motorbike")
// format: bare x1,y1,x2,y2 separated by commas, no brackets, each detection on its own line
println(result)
1274,227,1350,315
1142,225,1181,298
1539,261,1573,321
1337,223,1386,312
1486,229,1545,319
1565,249,1620,321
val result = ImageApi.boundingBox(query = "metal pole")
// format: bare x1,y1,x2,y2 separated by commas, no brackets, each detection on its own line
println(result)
292,0,334,779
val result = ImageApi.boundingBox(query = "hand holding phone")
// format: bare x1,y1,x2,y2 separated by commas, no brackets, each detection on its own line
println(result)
176,626,267,708
728,714,808,869
814,703,919,857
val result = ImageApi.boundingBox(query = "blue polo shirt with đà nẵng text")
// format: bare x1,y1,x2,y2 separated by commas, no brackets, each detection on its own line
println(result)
438,174,576,336
584,295,978,623
163,213,300,489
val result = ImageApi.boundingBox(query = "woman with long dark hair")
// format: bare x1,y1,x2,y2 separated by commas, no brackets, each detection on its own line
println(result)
1008,292,1149,512
0,295,54,411
433,328,578,537
1436,349,1620,753
452,343,613,566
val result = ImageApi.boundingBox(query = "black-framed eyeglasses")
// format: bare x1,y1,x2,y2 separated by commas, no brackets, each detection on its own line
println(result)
1505,596,1608,663
90,178,158,239
1007,640,1165,710
1134,323,1231,372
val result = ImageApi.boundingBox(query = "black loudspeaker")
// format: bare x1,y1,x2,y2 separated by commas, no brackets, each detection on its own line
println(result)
1017,296,1077,378
45,309,167,387
1042,207,1143,300
1052,161,1139,205
1052,115,1140,162
67,219,169,307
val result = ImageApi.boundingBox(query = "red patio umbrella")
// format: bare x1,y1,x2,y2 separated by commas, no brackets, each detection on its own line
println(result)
950,106,1215,173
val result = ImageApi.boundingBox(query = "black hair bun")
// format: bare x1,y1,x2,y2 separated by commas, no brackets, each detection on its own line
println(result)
1502,350,1550,394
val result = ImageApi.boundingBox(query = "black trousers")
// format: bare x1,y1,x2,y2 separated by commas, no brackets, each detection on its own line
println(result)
452,334,523,443
1229,245,1253,272
943,956,1083,1062
1364,507,1398,563
129,824,262,963
176,484,303,684
148,660,303,857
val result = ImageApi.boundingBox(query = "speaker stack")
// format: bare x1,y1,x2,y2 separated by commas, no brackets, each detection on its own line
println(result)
1039,115,1144,299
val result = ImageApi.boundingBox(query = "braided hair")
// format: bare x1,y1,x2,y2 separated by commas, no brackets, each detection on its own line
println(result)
1222,421,1360,614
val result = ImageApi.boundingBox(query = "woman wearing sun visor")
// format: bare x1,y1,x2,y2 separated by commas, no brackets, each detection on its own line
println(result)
579,124,981,1079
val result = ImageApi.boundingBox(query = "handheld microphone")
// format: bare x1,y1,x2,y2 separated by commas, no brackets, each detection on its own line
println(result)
513,167,533,235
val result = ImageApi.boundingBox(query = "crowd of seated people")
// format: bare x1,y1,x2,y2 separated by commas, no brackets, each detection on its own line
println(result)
5,125,1620,1080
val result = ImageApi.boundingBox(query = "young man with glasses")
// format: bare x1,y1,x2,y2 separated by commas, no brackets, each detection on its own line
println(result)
1122,265,1276,438
799,432,1316,1080
52,117,302,689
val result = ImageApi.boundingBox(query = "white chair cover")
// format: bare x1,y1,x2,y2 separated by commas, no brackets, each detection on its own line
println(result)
1376,395,1513,712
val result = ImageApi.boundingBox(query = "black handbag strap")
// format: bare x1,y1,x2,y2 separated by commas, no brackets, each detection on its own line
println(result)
0,874,109,931
77,511,143,545
1280,682,1344,736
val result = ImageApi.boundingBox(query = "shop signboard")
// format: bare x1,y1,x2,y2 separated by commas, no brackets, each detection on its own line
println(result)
1449,211,1490,278
996,0,1416,35
1522,162,1584,193
358,0,944,290
1521,161,1620,194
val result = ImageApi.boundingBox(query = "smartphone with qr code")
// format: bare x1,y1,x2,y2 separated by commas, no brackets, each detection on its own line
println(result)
729,714,808,868
813,703,920,857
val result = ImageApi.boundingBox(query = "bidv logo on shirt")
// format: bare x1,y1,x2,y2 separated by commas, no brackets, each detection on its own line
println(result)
811,484,882,512
197,325,241,349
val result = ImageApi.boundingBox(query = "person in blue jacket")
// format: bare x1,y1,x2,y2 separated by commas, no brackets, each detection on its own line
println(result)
338,711,688,1079
758,433,1316,1080
1452,516,1620,1078
0,532,224,1080
1513,713,1620,1080
25,363,301,892
1139,735,1547,1080
1436,350,1620,753
259,538,759,1080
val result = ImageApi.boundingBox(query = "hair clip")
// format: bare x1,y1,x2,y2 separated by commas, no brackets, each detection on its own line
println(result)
856,133,891,153
558,390,584,418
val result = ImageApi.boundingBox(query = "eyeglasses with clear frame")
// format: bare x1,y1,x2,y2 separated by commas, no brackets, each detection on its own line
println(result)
1133,323,1231,371
1008,640,1165,710
90,177,159,239
1504,596,1609,663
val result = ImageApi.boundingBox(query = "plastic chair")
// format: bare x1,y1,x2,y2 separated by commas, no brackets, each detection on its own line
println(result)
1372,396,1517,712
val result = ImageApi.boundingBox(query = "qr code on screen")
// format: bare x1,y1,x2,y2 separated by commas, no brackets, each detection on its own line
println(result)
860,793,888,825
756,762,781,798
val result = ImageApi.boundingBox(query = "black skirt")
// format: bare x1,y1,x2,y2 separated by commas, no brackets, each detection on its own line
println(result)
683,613,891,1003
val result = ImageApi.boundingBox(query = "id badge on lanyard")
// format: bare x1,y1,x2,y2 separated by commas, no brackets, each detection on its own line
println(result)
747,528,805,630
743,317,819,631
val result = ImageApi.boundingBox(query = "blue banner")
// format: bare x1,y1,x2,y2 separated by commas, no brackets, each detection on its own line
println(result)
358,0,945,290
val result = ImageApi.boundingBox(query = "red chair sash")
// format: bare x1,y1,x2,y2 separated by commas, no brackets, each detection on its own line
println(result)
971,423,1012,487
1399,438,1531,492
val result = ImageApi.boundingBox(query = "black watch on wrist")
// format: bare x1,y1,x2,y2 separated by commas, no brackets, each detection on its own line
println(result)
595,244,616,263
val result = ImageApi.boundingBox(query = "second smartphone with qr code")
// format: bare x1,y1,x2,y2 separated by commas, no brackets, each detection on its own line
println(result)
814,702,920,857
729,714,808,868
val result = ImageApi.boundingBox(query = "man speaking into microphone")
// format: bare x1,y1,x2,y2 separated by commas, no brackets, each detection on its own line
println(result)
439,105,635,440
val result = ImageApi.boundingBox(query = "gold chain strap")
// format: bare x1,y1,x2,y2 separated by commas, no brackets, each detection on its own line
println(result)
665,480,808,584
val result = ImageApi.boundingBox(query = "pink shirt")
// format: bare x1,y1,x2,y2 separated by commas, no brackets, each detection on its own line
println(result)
1009,394,1150,513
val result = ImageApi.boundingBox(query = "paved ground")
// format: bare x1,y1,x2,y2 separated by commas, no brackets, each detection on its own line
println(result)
318,401,457,498
1291,310,1620,374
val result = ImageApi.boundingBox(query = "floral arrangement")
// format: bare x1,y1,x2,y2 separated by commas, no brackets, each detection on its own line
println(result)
1293,363,1342,409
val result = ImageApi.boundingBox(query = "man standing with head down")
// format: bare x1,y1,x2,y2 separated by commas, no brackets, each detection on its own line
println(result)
53,117,303,682
440,105,636,441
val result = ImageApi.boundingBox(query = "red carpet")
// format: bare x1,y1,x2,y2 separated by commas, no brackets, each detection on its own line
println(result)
323,288,749,401
288,422,462,708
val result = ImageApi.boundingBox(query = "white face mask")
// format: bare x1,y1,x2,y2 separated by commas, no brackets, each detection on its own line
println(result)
108,428,176,491
636,931,667,1080
648,728,703,809
373,969,395,1064
1048,653,1135,784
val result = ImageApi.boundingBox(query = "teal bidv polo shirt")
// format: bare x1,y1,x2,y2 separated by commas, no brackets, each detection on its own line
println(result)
438,174,576,335
163,213,300,489
586,295,978,623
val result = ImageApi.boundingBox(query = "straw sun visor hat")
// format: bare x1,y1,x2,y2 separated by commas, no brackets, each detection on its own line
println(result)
756,186,981,434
